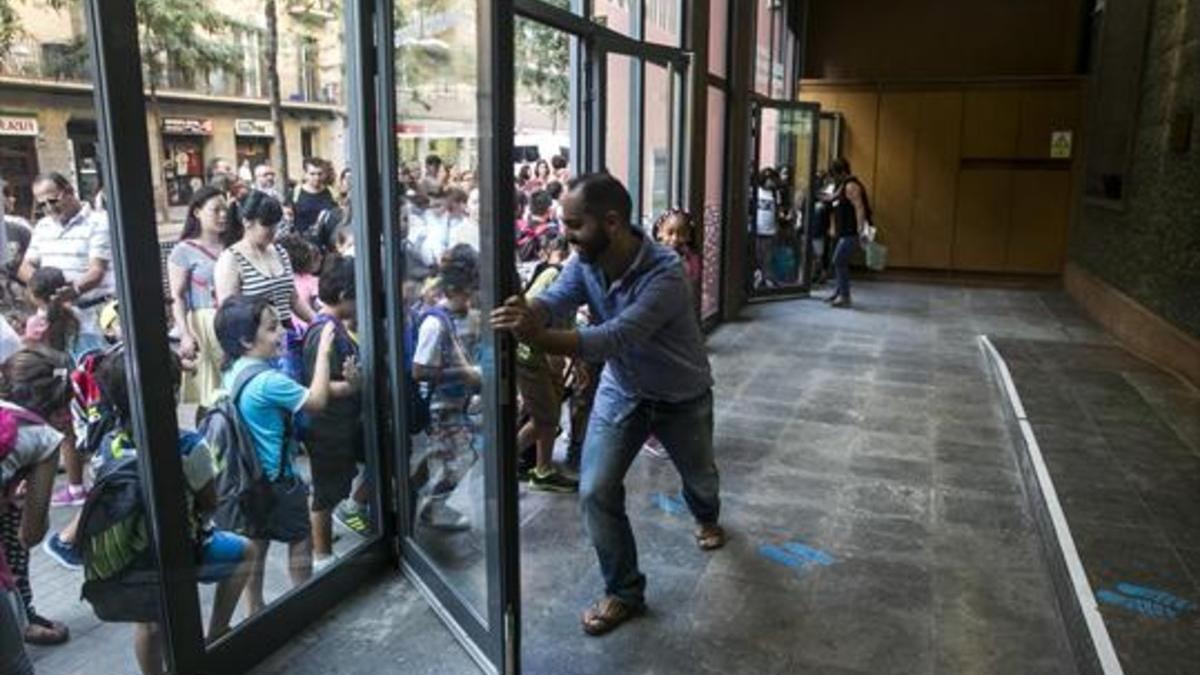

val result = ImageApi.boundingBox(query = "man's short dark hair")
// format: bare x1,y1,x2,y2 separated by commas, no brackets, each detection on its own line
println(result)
425,154,442,169
830,158,851,176
551,155,567,170
566,172,631,228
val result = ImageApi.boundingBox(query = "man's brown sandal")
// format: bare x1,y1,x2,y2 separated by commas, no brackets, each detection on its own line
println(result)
581,596,645,636
695,524,726,551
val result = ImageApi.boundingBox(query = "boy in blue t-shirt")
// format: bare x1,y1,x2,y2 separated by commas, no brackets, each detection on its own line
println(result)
215,294,337,616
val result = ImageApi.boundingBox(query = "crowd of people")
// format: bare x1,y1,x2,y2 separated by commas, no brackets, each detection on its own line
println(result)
0,148,721,673
751,158,872,306
0,158,365,675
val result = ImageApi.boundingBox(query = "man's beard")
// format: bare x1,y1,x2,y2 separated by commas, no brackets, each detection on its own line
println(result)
573,229,610,263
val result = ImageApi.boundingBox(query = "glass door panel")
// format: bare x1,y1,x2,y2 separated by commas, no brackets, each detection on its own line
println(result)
390,0,518,672
604,52,639,196
641,60,675,227
748,102,820,298
395,0,491,624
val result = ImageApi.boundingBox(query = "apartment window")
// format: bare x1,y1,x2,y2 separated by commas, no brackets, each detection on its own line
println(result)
298,36,320,101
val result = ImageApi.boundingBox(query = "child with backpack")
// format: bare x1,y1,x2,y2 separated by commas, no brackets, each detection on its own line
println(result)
300,257,367,569
410,260,482,531
24,266,107,511
0,347,73,654
515,233,577,492
212,294,337,614
76,350,251,674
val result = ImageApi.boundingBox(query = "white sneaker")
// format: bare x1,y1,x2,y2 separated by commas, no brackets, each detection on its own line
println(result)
313,554,340,573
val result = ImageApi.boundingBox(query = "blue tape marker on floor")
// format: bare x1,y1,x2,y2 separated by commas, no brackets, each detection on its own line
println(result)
649,492,688,516
1113,583,1196,613
758,544,806,569
1096,590,1182,619
781,542,836,566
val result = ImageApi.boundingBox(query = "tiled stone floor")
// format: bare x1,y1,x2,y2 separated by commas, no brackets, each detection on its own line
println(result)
26,279,1092,674
993,335,1200,675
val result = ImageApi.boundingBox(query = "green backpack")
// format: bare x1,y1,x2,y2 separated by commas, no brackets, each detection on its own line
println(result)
77,433,160,623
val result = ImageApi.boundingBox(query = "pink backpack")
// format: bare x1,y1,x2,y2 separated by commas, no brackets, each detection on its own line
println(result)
0,404,45,591
0,405,45,465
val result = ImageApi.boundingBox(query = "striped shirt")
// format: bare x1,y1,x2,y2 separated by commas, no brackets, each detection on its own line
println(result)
232,245,295,325
27,205,115,304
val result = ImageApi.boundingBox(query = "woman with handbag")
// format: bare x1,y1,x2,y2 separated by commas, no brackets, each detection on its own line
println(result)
825,158,871,308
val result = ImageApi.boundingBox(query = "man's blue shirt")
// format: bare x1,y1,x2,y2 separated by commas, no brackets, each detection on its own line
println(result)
537,229,713,423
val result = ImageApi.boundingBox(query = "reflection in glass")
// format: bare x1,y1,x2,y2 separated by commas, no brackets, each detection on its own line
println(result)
1,6,376,671
605,53,638,194
642,61,674,228
750,107,816,292
702,87,726,320
644,0,682,47
709,0,728,78
396,0,489,623
592,0,634,35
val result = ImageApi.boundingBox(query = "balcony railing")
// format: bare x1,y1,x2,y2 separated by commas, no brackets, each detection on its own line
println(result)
1,38,342,106
0,37,90,83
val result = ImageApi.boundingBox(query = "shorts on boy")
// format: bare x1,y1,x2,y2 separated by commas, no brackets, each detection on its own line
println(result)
517,356,564,429
307,428,365,513
196,530,249,584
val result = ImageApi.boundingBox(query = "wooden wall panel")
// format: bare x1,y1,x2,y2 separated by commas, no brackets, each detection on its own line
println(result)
962,90,1022,158
835,92,880,199
1008,170,1071,272
803,0,1084,81
799,81,1080,274
911,92,963,269
874,93,920,267
953,169,1013,271
1018,89,1083,159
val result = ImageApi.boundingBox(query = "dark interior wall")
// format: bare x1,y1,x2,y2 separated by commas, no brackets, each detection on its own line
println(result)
803,0,1085,80
1071,0,1200,338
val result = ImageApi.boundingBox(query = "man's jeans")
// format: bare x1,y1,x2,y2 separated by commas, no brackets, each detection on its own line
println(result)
579,390,720,607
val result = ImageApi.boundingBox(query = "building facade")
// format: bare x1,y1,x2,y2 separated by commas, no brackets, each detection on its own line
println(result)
0,0,347,230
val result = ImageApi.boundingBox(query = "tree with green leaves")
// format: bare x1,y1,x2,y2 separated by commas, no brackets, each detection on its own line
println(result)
516,17,569,132
39,0,244,220
0,0,20,63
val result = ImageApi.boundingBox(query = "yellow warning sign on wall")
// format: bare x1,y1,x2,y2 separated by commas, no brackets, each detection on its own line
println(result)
1051,131,1073,159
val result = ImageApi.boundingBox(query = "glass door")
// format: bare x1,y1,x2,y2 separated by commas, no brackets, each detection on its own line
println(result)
746,100,821,299
383,0,519,673
817,112,844,176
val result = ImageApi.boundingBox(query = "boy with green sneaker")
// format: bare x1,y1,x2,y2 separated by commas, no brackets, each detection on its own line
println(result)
516,233,578,493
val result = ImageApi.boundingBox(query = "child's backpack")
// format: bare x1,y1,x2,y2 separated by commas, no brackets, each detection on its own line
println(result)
70,343,124,457
0,404,48,498
77,437,160,623
296,314,358,440
404,305,459,435
198,362,280,534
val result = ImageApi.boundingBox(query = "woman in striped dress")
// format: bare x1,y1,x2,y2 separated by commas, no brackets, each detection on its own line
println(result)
214,191,315,334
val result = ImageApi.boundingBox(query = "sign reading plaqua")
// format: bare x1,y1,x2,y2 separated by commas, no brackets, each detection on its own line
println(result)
0,115,39,136
235,119,274,137
162,117,213,136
